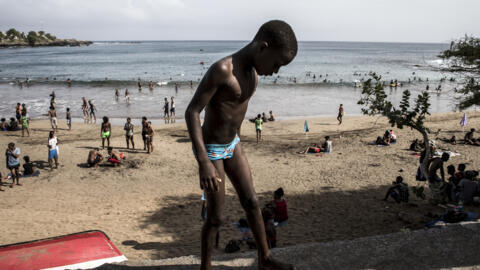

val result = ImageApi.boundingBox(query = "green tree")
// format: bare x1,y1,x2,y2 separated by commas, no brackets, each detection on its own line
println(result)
6,28,19,40
0,31,5,40
38,30,45,36
45,33,55,40
358,73,432,178
440,35,480,110
27,31,38,46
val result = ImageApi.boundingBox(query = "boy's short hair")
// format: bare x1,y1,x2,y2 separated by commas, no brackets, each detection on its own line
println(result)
107,147,113,151
395,176,403,183
325,136,330,140
103,116,109,122
23,155,30,162
458,163,466,171
142,116,147,121
253,20,297,54
66,108,70,111
274,187,284,198
257,114,261,118
8,142,15,148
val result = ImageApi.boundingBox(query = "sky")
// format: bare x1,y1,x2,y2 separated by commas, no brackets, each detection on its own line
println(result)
0,0,479,43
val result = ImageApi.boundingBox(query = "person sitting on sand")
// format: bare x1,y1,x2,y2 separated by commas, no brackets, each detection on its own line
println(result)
299,143,321,154
107,147,125,166
272,188,288,227
409,139,423,152
87,148,103,168
321,136,332,153
268,111,275,121
456,163,466,180
446,165,460,202
448,135,456,145
457,171,480,205
262,112,268,123
101,116,111,149
464,128,480,146
0,118,7,131
383,176,409,203
23,156,35,176
375,136,388,146
8,117,19,131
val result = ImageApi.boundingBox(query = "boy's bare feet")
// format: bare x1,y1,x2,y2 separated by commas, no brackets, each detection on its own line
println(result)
259,256,295,270
16,183,22,186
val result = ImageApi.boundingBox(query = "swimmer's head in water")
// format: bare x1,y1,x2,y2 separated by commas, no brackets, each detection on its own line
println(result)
252,20,297,76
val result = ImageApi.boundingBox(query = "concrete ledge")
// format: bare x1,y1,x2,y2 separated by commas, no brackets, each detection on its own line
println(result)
98,221,480,269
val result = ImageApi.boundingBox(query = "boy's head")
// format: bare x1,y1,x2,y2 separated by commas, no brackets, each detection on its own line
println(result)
66,107,70,112
1,118,5,122
107,146,113,153
23,155,30,163
325,136,330,140
395,176,403,184
8,142,15,150
257,114,261,118
127,117,131,122
441,152,450,162
252,20,297,76
471,128,475,132
142,116,147,123
274,187,284,199
103,116,109,123
49,131,54,138
458,163,466,172
447,165,455,176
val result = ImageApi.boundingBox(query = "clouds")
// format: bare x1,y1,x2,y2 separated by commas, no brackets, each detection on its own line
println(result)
0,0,478,42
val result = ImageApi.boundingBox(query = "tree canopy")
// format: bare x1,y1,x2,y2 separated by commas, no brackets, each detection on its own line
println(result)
440,35,480,110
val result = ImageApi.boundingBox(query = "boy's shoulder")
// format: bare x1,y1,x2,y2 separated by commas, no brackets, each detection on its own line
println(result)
208,57,234,82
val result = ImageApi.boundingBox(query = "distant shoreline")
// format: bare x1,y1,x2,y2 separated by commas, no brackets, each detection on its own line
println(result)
0,39,93,49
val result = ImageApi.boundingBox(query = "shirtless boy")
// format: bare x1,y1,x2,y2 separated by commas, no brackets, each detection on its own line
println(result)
185,20,297,270
48,106,58,131
124,117,135,149
337,104,344,125
145,121,154,154
88,148,103,167
101,116,111,149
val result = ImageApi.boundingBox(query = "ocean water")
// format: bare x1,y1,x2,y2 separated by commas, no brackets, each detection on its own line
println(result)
0,41,461,122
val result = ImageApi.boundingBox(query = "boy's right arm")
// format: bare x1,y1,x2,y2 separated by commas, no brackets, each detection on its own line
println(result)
185,62,228,192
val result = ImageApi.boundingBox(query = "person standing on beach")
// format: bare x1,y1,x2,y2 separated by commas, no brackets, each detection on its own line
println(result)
50,91,56,109
337,104,344,125
15,103,22,123
48,106,58,131
88,100,97,124
255,114,263,143
138,78,142,91
66,108,72,130
185,20,297,270
21,103,27,118
21,113,29,137
124,117,135,149
101,116,111,149
163,97,170,123
6,142,21,188
82,97,89,123
145,121,154,154
115,89,120,101
149,81,154,91
141,116,148,151
47,131,59,170
170,96,176,123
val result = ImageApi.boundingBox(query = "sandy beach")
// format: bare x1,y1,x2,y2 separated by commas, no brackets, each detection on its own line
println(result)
0,112,479,260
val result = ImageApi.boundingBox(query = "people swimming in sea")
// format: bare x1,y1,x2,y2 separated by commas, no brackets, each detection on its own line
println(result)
101,116,111,149
125,89,130,104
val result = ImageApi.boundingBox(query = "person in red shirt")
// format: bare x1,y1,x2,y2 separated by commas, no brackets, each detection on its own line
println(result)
272,188,288,227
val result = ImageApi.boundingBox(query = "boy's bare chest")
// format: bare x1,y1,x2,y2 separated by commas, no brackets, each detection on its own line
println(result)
220,74,256,103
